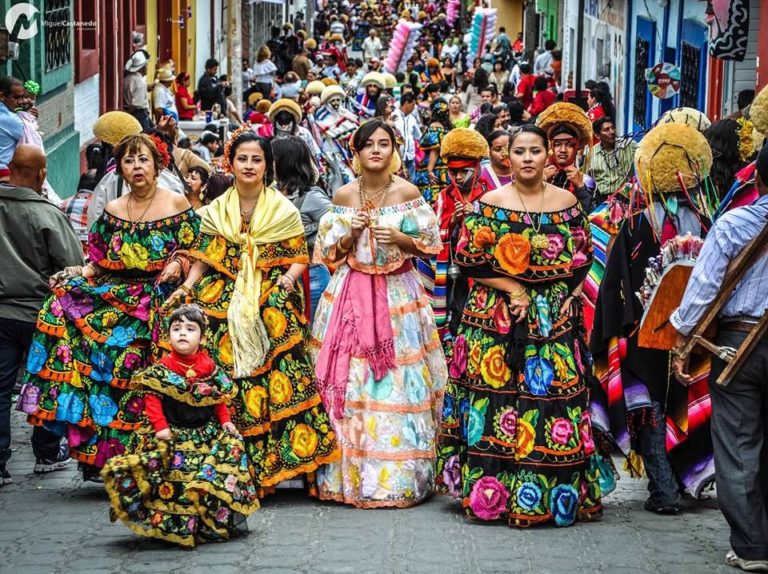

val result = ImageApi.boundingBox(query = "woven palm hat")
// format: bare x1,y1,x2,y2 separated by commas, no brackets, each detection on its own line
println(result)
657,107,712,133
320,85,346,105
93,111,142,146
361,71,385,89
535,102,593,148
440,128,489,162
634,123,713,194
747,82,768,136
268,98,302,123
306,80,326,95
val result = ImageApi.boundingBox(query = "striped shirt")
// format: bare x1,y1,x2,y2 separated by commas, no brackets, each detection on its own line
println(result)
588,140,637,197
670,194,768,336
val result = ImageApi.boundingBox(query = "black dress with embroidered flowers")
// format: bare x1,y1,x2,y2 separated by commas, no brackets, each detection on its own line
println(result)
435,199,604,527
101,360,259,547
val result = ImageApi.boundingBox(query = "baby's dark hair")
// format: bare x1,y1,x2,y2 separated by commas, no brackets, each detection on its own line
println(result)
169,304,207,332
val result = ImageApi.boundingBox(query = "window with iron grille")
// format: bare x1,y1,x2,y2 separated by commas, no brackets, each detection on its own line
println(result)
680,42,701,109
633,37,649,128
44,0,72,72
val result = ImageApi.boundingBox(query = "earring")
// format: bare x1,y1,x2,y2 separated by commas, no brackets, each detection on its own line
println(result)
353,156,362,174
389,151,402,175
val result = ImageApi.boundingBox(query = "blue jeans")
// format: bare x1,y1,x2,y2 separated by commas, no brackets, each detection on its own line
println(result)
308,264,331,324
404,158,416,182
0,317,61,464
637,398,681,507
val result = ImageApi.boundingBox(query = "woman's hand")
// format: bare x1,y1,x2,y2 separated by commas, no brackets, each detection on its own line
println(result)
543,165,558,181
371,225,403,245
222,422,241,438
276,274,296,293
156,260,182,285
48,266,83,289
350,211,369,240
507,283,530,324
428,170,438,184
164,286,191,308
155,428,172,441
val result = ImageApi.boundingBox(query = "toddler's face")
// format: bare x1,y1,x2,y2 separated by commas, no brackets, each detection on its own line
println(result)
169,317,202,356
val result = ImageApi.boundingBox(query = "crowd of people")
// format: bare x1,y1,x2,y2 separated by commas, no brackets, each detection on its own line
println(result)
1,1,768,570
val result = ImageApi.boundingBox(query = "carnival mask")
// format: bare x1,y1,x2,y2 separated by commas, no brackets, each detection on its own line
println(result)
274,111,296,135
328,96,343,111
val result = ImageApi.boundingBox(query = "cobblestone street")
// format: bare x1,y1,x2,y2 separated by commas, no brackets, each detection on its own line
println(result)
0,411,732,574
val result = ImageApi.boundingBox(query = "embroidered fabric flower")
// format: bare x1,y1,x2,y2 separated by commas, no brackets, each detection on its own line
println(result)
515,481,542,511
579,411,595,454
480,345,511,389
55,391,85,424
26,341,48,374
550,417,574,446
88,394,118,426
106,326,137,348
515,419,536,459
541,233,565,260
290,424,319,458
89,351,115,384
473,225,497,248
119,242,150,270
467,402,487,446
448,335,468,379
550,483,579,526
441,455,461,497
58,291,94,320
468,476,510,520
494,233,530,276
524,356,554,396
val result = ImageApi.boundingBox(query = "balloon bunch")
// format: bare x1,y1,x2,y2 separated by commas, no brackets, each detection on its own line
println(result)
469,7,497,61
383,19,423,74
446,0,460,26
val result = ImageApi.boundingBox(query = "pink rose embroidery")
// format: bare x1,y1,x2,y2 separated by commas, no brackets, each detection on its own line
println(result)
550,418,574,446
579,411,595,454
469,476,510,521
449,335,468,379
494,300,511,335
541,234,565,260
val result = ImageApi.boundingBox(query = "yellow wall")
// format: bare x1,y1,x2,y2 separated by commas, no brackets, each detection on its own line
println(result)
146,0,158,80
494,0,525,39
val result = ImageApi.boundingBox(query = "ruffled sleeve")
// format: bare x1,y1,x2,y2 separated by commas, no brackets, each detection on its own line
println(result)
189,231,240,279
419,127,443,151
313,208,353,265
567,208,593,289
400,199,442,254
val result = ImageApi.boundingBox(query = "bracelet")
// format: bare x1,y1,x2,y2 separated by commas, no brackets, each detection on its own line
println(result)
282,274,295,285
509,284,527,300
178,284,193,295
337,236,352,255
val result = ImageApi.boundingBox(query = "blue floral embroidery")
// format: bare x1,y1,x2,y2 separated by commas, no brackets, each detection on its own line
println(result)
105,326,137,348
90,351,114,384
55,392,85,424
26,341,47,374
550,483,579,526
88,394,118,426
516,481,543,511
149,234,165,253
524,356,554,396
467,404,486,446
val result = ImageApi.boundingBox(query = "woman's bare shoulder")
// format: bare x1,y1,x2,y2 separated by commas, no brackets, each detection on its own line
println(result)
545,184,579,210
332,181,359,207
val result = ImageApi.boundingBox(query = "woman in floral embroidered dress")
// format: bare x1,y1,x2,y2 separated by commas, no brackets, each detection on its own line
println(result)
311,119,448,508
20,134,199,481
436,125,604,527
168,130,338,495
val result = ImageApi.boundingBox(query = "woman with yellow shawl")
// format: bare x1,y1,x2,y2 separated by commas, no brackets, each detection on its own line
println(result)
167,129,339,495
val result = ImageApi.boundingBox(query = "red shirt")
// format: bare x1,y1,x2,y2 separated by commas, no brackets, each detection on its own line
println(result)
528,89,556,116
516,74,536,109
175,85,195,120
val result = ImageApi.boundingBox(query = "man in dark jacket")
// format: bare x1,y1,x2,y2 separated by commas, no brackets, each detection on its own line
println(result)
196,58,229,112
0,145,84,486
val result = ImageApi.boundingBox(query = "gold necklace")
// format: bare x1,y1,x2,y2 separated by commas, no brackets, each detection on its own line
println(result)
516,181,549,249
127,187,157,233
358,175,394,210
175,359,198,378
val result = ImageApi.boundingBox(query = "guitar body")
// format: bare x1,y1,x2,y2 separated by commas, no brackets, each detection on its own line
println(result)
638,263,694,350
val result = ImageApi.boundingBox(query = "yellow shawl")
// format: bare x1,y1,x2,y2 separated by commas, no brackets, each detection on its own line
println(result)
200,186,304,377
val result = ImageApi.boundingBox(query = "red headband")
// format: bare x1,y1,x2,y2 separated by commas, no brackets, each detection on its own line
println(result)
447,158,479,169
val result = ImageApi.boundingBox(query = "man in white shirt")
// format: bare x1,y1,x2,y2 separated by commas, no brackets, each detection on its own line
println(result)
534,39,556,76
440,38,459,62
152,67,178,122
362,30,383,62
392,93,421,180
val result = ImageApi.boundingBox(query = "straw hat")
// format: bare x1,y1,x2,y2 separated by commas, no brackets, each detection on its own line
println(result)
268,98,302,123
361,71,385,89
156,67,174,82
306,80,326,95
125,50,150,73
93,111,142,146
536,102,594,148
320,85,346,105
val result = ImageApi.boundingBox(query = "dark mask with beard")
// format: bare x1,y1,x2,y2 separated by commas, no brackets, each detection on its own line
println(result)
274,110,297,136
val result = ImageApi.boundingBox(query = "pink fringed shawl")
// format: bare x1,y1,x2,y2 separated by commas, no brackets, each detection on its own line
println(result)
315,263,413,419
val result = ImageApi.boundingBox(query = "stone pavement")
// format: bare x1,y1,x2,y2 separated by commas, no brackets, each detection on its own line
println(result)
0,410,732,574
